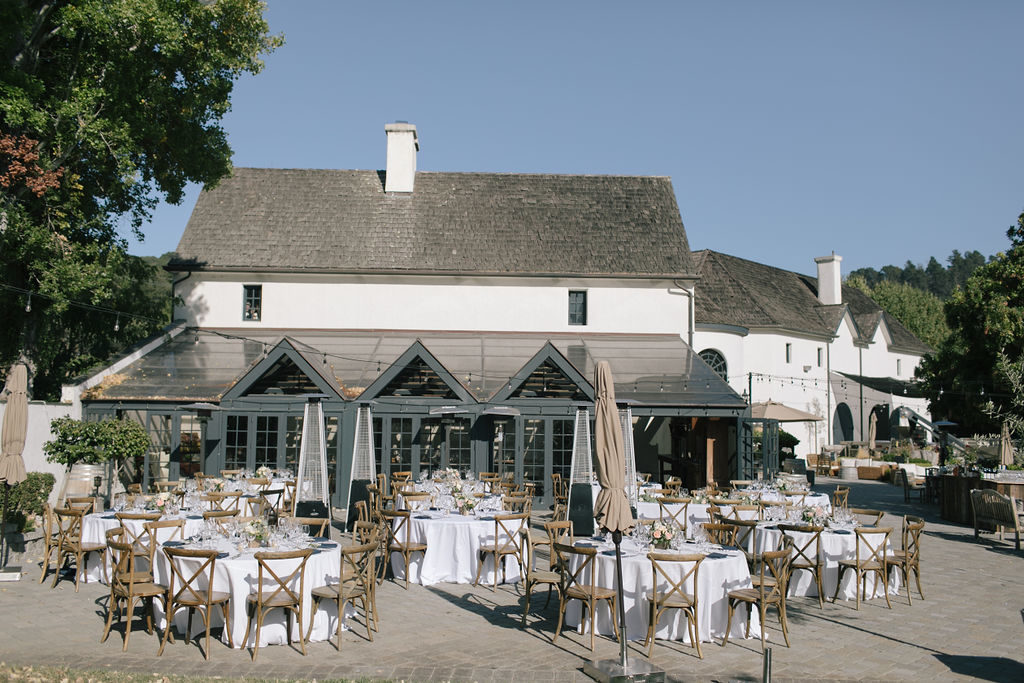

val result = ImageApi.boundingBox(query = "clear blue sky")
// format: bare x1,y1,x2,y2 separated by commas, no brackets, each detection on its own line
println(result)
126,0,1024,277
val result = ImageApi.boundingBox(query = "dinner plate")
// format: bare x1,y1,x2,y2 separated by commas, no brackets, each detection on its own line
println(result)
317,542,338,549
414,515,432,520
575,541,599,548
832,529,853,535
163,540,186,547
101,514,117,520
706,552,729,559
186,515,203,520
216,552,229,559
477,516,495,521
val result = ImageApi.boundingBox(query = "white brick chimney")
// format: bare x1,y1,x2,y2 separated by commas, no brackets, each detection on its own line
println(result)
385,122,418,193
814,253,843,305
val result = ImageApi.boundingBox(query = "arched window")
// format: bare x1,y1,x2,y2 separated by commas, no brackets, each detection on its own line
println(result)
698,349,728,381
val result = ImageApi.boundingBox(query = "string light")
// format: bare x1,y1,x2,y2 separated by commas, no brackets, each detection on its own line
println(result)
113,314,120,332
24,293,31,313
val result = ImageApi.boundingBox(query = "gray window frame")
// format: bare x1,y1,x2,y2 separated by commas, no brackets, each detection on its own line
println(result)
568,290,587,326
243,284,262,321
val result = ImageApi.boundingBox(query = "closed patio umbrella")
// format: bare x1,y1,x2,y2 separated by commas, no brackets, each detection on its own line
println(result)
1001,422,1015,468
868,412,877,452
1,363,29,569
585,362,658,681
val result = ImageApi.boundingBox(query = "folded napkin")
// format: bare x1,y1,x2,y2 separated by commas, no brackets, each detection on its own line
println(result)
163,540,186,547
312,536,331,543
706,552,729,559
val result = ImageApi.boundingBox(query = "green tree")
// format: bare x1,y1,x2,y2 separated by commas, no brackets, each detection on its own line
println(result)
0,0,280,398
845,276,949,349
917,212,1024,433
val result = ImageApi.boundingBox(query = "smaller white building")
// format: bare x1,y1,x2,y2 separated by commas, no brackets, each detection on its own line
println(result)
691,250,932,456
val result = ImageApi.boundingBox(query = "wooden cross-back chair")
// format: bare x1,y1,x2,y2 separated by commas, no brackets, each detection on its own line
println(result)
551,542,620,652
101,535,166,651
473,511,529,591
307,538,377,650
723,548,792,652
159,546,234,659
644,552,704,659
243,548,314,661
52,507,106,591
834,526,892,610
778,523,826,608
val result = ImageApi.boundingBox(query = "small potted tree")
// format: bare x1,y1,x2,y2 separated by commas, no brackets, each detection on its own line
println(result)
44,417,150,505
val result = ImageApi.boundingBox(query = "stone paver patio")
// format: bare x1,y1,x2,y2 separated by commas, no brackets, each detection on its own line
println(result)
2,477,1023,682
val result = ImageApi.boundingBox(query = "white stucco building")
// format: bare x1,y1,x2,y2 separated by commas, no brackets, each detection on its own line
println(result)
691,250,932,457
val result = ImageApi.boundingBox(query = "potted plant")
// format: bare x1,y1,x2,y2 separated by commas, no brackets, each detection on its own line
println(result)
44,417,150,502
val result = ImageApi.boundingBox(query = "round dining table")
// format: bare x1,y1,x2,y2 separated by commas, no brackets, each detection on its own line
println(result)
390,509,522,586
755,524,900,601
80,511,209,583
564,538,759,644
151,537,348,649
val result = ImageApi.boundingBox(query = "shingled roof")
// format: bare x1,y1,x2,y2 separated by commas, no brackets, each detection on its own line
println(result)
168,168,693,277
693,250,931,354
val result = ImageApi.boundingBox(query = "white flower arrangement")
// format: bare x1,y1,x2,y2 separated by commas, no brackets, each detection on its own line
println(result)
244,518,269,542
153,491,171,509
453,491,476,514
256,465,273,479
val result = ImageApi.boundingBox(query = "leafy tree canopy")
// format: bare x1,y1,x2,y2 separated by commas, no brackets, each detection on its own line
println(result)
0,0,280,398
848,249,989,300
917,212,1024,434
846,276,949,349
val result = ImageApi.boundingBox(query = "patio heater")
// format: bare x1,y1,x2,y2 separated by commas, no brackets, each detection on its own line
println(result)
345,404,375,531
567,406,595,537
294,394,330,520
620,403,639,511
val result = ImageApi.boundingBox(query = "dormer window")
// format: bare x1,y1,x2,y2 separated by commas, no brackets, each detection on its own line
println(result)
243,285,262,321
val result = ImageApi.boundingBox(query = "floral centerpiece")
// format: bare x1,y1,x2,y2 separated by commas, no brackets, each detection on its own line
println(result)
690,490,709,504
207,477,225,492
244,518,270,546
801,505,828,526
256,465,273,479
151,491,171,510
453,491,476,515
648,520,678,550
639,493,660,503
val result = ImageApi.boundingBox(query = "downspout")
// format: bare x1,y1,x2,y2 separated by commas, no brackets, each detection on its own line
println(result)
826,344,832,447
672,280,695,349
858,347,865,443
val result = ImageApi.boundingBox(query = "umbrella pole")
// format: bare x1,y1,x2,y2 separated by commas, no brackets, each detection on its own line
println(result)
613,530,628,668
0,483,8,568
583,528,664,683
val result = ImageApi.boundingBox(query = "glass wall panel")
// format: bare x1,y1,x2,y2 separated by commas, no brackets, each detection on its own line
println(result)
147,414,172,483
255,416,279,469
285,415,303,475
179,415,202,478
494,418,516,477
373,417,384,479
523,418,545,495
225,415,248,470
418,420,444,476
448,418,472,471
552,418,573,496
389,418,413,472
326,416,339,497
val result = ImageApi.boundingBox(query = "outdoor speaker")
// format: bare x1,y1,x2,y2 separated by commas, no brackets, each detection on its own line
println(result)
568,482,595,537
346,479,371,532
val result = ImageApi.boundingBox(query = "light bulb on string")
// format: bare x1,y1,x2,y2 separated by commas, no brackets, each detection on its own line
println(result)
24,294,31,313
113,314,120,332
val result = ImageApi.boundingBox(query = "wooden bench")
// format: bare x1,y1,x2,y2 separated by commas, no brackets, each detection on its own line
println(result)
970,488,1023,550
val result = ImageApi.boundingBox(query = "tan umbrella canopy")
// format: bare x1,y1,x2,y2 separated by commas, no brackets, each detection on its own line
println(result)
1001,422,1015,468
593,361,634,536
868,412,878,451
0,363,28,485
750,400,823,423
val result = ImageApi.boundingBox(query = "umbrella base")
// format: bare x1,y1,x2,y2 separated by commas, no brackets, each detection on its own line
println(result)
0,566,22,582
584,657,664,683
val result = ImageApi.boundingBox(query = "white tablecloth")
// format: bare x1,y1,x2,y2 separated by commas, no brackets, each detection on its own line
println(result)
152,540,347,648
755,525,899,601
565,540,759,644
80,512,209,583
754,491,832,512
390,511,522,586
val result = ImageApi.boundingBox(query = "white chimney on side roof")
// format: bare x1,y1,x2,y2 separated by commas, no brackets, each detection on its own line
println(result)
385,122,418,193
814,253,843,305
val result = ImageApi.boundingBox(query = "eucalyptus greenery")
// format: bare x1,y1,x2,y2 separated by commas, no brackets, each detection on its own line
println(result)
43,416,150,468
